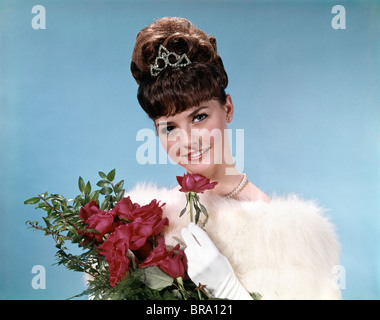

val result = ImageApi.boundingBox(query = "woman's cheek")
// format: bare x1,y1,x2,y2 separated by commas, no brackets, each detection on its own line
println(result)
162,136,184,165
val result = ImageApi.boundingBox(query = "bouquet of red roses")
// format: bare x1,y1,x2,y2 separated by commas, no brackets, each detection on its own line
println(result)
25,169,215,300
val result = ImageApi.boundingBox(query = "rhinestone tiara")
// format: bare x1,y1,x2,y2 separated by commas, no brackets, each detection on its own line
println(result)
150,44,192,77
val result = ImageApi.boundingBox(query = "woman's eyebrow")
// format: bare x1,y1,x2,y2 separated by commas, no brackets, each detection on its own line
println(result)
187,106,209,119
155,121,174,128
155,106,209,128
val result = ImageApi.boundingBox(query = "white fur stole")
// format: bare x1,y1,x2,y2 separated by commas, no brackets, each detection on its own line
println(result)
126,183,342,300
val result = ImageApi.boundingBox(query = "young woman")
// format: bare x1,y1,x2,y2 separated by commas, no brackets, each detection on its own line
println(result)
128,17,341,299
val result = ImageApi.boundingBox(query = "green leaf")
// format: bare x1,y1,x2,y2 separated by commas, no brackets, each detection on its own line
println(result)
73,194,83,207
250,292,262,300
98,171,107,179
24,197,40,205
138,266,174,291
105,195,116,208
198,202,208,217
115,190,125,202
51,193,65,201
96,180,110,187
41,191,48,198
179,193,189,218
106,169,116,182
194,203,201,224
78,176,85,193
35,202,49,210
66,224,78,234
90,190,100,202
114,180,124,193
100,200,109,210
179,207,187,217
85,181,91,196
42,217,51,229
85,228,100,234
100,187,113,195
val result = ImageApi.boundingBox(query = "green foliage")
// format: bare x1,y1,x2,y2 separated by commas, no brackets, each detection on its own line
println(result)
84,268,179,300
82,267,209,300
24,169,125,282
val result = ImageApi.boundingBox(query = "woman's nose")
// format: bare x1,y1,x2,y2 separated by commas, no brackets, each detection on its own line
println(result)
186,127,203,151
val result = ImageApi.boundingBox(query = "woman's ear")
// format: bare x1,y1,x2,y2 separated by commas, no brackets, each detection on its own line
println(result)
225,94,234,123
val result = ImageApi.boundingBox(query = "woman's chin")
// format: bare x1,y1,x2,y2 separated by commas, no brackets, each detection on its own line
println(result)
178,162,215,175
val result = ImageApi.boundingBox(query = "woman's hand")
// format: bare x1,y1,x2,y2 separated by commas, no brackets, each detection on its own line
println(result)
181,222,253,300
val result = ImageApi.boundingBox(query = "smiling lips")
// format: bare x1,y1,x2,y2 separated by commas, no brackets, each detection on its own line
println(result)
186,146,211,160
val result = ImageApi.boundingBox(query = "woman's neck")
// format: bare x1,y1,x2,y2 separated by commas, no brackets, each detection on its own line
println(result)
202,164,244,198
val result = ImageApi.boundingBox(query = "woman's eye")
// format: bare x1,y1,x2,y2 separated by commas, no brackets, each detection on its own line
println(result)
193,113,208,123
162,126,176,134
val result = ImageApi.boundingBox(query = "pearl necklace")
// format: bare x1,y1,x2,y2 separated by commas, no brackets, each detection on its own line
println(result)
224,173,248,199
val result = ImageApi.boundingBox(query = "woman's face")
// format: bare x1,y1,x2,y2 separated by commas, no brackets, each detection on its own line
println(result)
154,96,234,175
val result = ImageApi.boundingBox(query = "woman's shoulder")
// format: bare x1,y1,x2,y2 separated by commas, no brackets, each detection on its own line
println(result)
206,191,339,247
243,194,340,259
209,193,340,273
239,193,337,234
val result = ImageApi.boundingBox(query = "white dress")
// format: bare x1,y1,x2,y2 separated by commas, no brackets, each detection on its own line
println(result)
127,183,342,300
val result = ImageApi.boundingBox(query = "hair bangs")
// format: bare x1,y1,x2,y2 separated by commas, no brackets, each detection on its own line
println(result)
137,62,227,119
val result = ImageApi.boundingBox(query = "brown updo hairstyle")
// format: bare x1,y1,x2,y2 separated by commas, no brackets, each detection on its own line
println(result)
130,17,228,119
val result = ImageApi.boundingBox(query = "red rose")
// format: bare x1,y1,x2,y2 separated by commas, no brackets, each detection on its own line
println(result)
176,173,217,193
97,224,132,287
79,201,100,222
123,199,168,250
159,244,188,279
112,196,136,220
141,243,188,279
133,234,167,262
85,210,119,242
128,199,165,221
140,243,167,267
128,217,169,251
113,198,165,224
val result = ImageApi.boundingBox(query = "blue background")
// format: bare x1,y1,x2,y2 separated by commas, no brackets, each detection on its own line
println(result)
0,0,379,299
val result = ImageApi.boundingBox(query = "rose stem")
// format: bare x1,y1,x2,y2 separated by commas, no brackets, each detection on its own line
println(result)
189,193,194,223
